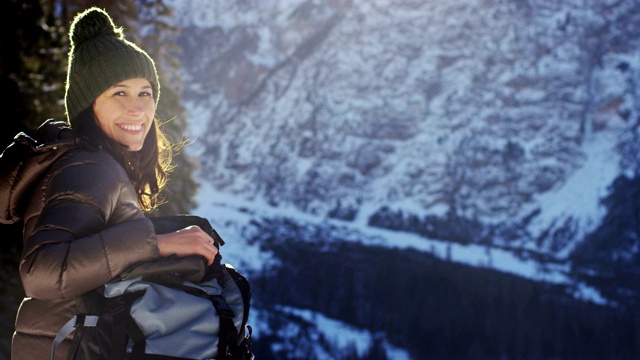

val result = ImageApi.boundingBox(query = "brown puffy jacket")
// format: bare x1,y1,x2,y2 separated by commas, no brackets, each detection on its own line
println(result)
0,123,159,359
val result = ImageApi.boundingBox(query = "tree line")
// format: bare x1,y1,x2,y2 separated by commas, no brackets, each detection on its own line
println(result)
249,217,640,359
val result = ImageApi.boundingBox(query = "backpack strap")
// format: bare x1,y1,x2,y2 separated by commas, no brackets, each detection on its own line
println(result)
51,315,99,360
111,292,147,360
241,326,255,360
210,294,239,359
60,290,147,360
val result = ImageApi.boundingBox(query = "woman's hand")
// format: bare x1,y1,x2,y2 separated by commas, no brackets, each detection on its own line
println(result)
156,225,218,265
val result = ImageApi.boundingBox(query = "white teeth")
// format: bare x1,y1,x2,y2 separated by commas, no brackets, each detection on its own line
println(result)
120,124,143,131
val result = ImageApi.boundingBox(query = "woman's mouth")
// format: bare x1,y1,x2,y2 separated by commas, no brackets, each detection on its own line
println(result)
118,123,143,132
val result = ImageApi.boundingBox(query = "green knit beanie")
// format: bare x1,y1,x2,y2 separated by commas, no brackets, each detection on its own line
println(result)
64,7,160,124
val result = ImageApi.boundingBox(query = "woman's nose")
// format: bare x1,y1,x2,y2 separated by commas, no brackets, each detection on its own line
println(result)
126,98,145,115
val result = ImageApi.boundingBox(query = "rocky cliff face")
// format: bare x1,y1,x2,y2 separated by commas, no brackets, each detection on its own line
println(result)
167,1,640,357
172,0,640,259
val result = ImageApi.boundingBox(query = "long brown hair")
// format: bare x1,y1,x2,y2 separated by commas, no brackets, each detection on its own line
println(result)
72,106,173,212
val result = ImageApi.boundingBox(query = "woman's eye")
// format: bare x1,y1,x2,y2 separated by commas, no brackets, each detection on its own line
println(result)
139,91,152,97
113,91,127,96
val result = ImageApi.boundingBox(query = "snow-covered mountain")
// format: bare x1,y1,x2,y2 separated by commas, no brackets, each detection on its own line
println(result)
165,0,640,358
171,0,639,257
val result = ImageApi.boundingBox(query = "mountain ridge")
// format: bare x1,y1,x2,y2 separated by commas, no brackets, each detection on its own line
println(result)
171,0,640,261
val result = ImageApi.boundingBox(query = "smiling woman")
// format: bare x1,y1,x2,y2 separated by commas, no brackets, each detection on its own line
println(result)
0,7,219,360
94,78,156,152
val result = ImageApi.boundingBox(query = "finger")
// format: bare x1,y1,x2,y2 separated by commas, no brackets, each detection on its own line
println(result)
204,247,217,265
201,239,218,265
203,233,215,246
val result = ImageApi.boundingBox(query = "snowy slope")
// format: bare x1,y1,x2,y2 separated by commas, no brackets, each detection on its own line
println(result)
164,1,640,356
194,180,607,303
169,0,640,261
163,0,640,302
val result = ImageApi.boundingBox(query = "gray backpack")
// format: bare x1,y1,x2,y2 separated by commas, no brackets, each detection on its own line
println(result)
52,215,254,360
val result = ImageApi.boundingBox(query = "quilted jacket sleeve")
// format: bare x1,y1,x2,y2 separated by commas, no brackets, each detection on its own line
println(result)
19,150,160,299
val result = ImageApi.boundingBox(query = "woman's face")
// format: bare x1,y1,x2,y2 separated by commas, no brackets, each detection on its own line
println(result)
93,78,155,151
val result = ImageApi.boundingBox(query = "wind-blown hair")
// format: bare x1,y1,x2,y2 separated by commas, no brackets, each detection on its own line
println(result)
72,106,172,212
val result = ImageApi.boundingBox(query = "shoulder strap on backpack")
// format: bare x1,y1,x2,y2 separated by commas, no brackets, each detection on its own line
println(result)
57,290,147,360
111,291,148,360
51,315,99,360
210,294,239,359
218,264,254,360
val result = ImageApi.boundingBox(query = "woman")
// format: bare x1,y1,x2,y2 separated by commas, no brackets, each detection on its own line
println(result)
2,7,217,359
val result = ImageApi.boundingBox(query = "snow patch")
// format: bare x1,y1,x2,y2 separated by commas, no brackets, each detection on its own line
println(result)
194,180,608,305
527,132,619,257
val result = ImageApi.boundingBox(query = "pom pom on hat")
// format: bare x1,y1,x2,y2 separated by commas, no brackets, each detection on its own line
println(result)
69,7,120,47
64,7,160,124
